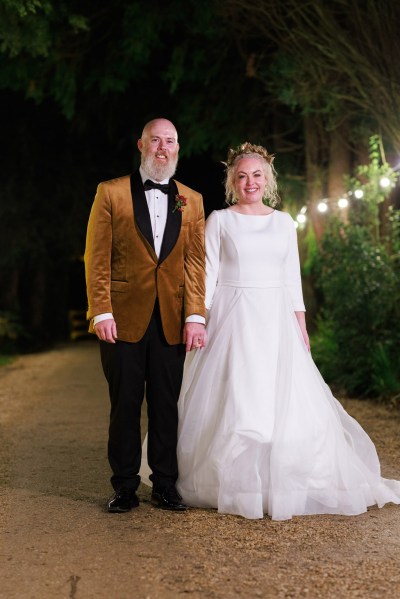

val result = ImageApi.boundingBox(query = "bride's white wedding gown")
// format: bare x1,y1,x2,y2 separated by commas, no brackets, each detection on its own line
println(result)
176,208,400,520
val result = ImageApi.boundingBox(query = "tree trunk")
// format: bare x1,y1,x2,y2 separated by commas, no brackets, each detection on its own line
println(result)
304,115,325,242
328,122,351,197
327,122,351,222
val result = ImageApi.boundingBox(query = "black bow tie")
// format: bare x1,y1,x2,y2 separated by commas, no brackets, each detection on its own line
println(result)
143,179,170,194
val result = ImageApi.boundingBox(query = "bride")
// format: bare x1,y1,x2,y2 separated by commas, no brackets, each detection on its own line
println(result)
175,142,400,520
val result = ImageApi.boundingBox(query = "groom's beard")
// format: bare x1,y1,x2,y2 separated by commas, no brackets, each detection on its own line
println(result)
141,152,179,182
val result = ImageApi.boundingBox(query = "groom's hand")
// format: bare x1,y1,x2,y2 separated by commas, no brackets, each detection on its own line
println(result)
183,322,207,352
94,318,118,343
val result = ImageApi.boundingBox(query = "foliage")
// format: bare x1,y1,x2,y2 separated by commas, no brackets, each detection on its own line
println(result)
311,218,400,399
0,310,22,340
0,0,265,150
0,1,160,118
310,140,400,399
0,310,24,353
223,0,400,150
345,135,399,237
0,355,15,366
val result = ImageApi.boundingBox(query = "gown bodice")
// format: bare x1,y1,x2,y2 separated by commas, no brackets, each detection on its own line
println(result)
205,209,305,311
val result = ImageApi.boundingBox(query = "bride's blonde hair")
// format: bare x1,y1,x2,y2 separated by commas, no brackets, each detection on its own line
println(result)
224,142,280,207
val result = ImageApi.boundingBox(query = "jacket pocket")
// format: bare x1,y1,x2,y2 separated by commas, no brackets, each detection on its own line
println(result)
111,280,128,292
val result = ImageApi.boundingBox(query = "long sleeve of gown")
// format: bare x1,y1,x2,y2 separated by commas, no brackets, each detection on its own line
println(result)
204,210,221,310
283,215,306,312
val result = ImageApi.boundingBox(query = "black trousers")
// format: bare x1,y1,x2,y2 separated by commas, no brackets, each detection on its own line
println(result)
100,304,186,492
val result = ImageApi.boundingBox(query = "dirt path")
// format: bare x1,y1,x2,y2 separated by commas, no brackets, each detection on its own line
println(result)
1,341,399,599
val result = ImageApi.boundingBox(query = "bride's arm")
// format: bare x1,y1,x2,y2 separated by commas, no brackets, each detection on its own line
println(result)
204,211,221,310
283,215,310,351
283,215,306,312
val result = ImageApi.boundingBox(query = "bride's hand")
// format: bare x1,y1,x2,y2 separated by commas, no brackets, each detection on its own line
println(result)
295,311,310,352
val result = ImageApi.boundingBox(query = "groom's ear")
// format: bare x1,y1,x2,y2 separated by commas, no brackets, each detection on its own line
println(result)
137,139,143,152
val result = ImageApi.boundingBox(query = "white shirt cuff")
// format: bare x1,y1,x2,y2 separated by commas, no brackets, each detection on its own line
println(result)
185,314,206,325
93,313,204,326
93,313,114,326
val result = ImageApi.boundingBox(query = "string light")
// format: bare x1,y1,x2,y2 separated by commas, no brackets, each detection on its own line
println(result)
293,164,397,228
337,198,349,209
296,205,308,225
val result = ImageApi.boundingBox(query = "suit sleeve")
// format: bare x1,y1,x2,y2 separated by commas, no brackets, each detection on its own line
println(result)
184,196,206,319
84,183,113,320
283,214,306,312
204,211,221,310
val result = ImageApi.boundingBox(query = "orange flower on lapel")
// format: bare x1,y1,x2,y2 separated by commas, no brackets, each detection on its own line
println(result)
173,194,187,213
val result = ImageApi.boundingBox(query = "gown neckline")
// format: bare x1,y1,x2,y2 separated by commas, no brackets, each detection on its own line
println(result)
226,208,275,217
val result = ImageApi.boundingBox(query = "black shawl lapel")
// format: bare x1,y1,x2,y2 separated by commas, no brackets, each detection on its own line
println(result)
159,179,182,264
130,171,155,253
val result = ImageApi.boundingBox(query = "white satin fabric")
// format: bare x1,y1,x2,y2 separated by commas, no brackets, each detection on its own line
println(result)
176,209,400,520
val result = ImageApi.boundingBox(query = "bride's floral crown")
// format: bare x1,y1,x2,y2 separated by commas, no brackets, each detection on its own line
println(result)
224,142,275,168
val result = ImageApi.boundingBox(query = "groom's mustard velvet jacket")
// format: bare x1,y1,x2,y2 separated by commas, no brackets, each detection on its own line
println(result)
84,172,206,345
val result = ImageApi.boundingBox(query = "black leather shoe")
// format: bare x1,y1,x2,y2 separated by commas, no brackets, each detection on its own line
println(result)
151,486,188,511
107,489,139,513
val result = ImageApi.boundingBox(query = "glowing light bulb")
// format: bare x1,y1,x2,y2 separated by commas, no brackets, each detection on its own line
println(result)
338,198,349,209
317,202,328,213
297,214,306,224
294,221,299,228
300,206,307,214
380,176,391,188
354,189,364,199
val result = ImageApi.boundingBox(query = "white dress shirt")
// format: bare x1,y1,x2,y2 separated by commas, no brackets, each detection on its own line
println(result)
93,167,205,327
140,166,169,257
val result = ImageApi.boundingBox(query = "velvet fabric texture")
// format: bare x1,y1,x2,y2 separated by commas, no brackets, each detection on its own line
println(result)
85,171,206,344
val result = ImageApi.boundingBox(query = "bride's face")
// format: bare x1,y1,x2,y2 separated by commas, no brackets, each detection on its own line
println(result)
234,157,267,205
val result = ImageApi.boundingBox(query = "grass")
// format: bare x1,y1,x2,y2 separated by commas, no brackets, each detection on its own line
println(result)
0,354,15,367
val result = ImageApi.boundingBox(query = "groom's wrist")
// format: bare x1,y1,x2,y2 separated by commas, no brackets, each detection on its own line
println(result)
185,314,206,325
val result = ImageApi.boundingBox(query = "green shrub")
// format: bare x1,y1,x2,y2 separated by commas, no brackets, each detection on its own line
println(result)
0,310,24,353
311,219,400,398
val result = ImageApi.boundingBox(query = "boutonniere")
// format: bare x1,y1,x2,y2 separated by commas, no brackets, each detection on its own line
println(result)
173,194,187,213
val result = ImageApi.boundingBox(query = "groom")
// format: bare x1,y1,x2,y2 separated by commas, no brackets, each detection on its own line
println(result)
85,118,206,513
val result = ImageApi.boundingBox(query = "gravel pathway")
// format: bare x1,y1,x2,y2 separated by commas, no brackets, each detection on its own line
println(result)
1,341,399,598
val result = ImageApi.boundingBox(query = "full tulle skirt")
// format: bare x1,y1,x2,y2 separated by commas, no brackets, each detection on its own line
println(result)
176,284,400,520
